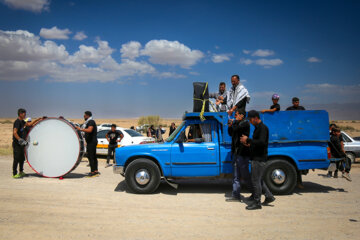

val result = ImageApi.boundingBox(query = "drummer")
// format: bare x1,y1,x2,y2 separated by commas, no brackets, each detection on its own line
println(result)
76,111,99,177
12,109,42,179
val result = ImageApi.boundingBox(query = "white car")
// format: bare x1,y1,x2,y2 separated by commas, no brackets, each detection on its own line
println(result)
97,123,113,131
96,127,155,155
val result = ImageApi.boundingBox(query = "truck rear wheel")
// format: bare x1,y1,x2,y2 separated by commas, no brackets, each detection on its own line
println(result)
125,158,161,194
263,159,297,195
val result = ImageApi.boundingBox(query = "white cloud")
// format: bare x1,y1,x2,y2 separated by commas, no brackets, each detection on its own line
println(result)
64,39,114,64
120,41,141,60
307,57,322,63
40,27,71,40
0,29,195,82
73,31,87,41
141,40,204,68
255,58,283,67
1,0,49,13
0,30,68,61
252,49,275,57
239,58,253,65
304,83,360,95
242,49,251,55
215,45,220,49
189,71,200,76
211,53,233,63
157,72,186,79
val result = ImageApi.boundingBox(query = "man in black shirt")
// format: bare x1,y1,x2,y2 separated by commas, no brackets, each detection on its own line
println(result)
76,111,99,177
328,127,351,181
261,94,280,113
240,110,275,210
105,124,123,168
12,108,42,178
226,108,251,202
286,97,305,111
169,122,176,136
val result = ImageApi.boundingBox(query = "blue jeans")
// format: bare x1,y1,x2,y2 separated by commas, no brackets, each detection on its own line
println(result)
232,155,252,198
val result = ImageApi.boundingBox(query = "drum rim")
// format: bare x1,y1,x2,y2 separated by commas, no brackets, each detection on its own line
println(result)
25,117,83,178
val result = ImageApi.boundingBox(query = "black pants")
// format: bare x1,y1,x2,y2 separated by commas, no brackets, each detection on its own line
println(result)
87,142,98,172
107,144,117,164
251,160,273,204
13,143,25,175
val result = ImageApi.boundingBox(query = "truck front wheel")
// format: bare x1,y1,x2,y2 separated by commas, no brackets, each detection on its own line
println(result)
125,158,161,194
263,159,297,195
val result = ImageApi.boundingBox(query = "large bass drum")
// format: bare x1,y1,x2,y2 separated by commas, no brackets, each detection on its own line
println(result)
25,117,85,178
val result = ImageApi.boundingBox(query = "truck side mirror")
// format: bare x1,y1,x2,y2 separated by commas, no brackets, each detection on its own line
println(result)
176,131,185,143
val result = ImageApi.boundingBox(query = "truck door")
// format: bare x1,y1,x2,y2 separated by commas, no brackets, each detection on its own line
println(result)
170,121,219,177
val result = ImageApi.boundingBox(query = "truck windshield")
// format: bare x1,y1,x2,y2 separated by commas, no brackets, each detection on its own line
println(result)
166,122,185,142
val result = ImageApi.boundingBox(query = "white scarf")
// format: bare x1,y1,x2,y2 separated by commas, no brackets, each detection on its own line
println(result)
81,117,93,129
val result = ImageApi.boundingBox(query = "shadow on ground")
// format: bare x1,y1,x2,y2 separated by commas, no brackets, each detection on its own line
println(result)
25,172,87,179
115,179,348,196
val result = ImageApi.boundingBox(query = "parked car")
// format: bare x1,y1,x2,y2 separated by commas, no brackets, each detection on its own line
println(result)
341,131,360,163
114,110,338,195
353,136,360,141
96,127,155,155
97,123,113,131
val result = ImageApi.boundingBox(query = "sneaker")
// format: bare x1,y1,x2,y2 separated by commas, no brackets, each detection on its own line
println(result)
262,196,276,205
105,164,111,168
244,195,255,202
326,172,332,178
343,172,352,182
225,196,241,202
86,172,100,178
246,203,262,210
12,174,22,179
19,172,26,177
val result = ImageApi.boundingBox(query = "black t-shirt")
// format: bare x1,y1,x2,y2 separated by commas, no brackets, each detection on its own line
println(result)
247,122,269,161
286,106,305,111
107,130,123,145
85,120,97,144
13,118,26,144
228,120,250,156
329,135,346,158
270,104,280,111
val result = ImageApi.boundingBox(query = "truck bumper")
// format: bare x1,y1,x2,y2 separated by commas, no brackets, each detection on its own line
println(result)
113,165,124,176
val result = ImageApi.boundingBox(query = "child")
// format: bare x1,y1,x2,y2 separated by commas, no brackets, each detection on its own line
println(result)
261,94,280,113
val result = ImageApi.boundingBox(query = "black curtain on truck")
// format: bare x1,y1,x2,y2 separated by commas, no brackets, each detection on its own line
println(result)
193,82,209,112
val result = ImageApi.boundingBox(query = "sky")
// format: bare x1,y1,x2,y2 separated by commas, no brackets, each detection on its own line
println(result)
0,0,359,120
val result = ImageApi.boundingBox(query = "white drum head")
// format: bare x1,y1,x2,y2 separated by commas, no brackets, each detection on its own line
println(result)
26,118,81,178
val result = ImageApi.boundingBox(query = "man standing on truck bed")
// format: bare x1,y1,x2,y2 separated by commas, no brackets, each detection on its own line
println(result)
226,108,251,202
240,110,275,210
227,75,250,116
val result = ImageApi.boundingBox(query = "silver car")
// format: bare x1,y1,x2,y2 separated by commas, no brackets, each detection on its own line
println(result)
341,131,360,163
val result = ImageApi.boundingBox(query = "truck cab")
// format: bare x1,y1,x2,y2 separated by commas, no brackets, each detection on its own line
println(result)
114,110,333,195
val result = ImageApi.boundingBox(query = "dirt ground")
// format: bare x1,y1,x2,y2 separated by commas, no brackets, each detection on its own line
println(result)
0,155,359,240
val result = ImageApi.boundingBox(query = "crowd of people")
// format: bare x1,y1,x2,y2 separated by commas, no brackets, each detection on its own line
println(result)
11,74,352,210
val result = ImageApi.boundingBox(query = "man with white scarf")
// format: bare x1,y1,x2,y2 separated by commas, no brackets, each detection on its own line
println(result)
227,75,250,116
76,111,99,177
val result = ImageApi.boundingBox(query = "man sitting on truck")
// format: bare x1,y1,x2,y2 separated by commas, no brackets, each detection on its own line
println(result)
286,97,305,111
227,75,250,116
240,110,275,210
261,94,280,113
209,82,228,112
226,108,251,202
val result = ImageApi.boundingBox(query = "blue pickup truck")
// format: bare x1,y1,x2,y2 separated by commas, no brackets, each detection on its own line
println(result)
113,110,333,195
